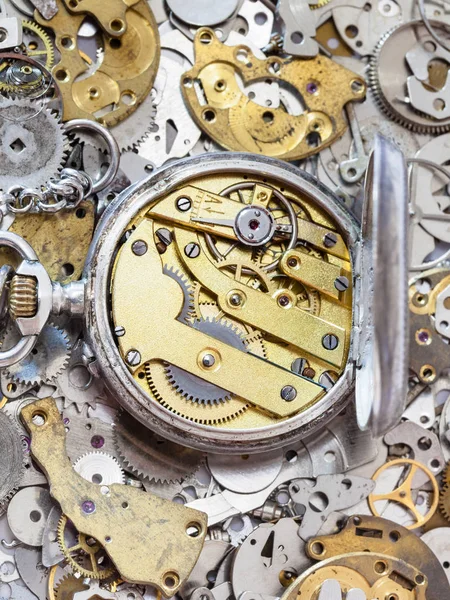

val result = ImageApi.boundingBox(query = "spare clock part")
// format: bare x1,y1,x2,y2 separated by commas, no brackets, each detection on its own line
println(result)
0,137,408,453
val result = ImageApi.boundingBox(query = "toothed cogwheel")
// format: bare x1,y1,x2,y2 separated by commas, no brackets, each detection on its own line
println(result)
114,410,204,484
369,21,450,134
75,93,157,153
165,317,248,405
442,461,450,486
73,451,125,485
0,98,69,190
0,411,25,514
57,515,116,580
21,20,55,69
54,574,90,600
3,324,70,386
144,360,250,424
439,484,450,521
163,265,195,323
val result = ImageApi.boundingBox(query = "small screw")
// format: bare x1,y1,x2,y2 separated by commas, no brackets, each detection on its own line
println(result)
291,358,306,374
184,243,200,258
202,354,215,367
323,232,338,248
176,197,192,212
281,385,297,401
319,371,337,389
132,240,148,256
156,228,172,246
287,257,298,268
114,326,125,337
229,293,242,306
334,276,349,292
81,500,96,514
126,349,141,366
322,334,339,350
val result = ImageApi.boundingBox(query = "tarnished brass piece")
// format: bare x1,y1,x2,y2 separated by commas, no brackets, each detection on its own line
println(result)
368,458,439,529
9,275,37,319
181,29,365,160
110,173,352,430
307,514,449,600
281,552,427,600
21,398,207,597
62,0,140,37
408,269,450,383
0,202,95,283
36,0,160,126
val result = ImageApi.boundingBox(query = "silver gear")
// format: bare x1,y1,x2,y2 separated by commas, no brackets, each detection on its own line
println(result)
369,22,450,134
165,317,248,405
0,411,25,513
114,410,204,484
76,93,156,153
0,97,68,190
3,324,70,386
53,339,106,412
163,264,195,323
73,451,125,485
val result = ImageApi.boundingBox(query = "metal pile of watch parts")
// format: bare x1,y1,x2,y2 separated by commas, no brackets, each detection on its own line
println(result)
0,0,449,599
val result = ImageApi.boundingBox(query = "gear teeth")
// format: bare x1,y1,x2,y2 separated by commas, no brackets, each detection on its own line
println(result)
368,24,450,135
73,451,125,485
0,413,26,513
22,20,55,69
442,460,450,486
57,515,116,580
145,362,249,424
163,265,196,323
3,323,71,386
439,483,450,521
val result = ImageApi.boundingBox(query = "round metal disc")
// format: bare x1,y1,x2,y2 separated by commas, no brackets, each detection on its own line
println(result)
7,487,54,546
166,0,238,26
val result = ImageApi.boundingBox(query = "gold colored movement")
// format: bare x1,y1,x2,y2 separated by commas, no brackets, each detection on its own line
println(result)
110,173,353,430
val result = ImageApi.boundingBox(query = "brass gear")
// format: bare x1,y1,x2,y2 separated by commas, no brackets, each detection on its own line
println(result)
438,484,450,522
144,361,250,424
57,515,117,580
22,20,55,70
54,574,90,600
442,460,450,486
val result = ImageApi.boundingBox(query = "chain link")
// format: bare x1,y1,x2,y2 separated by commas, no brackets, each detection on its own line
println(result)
0,168,94,215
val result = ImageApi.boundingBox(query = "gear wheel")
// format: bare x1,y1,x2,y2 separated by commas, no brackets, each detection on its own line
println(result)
73,451,125,485
3,324,70,386
114,410,204,484
54,574,90,600
369,22,450,134
22,20,55,70
163,264,195,323
0,98,68,190
0,411,25,513
442,461,450,486
165,317,248,405
74,88,156,153
57,515,117,580
439,484,450,521
145,360,249,424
